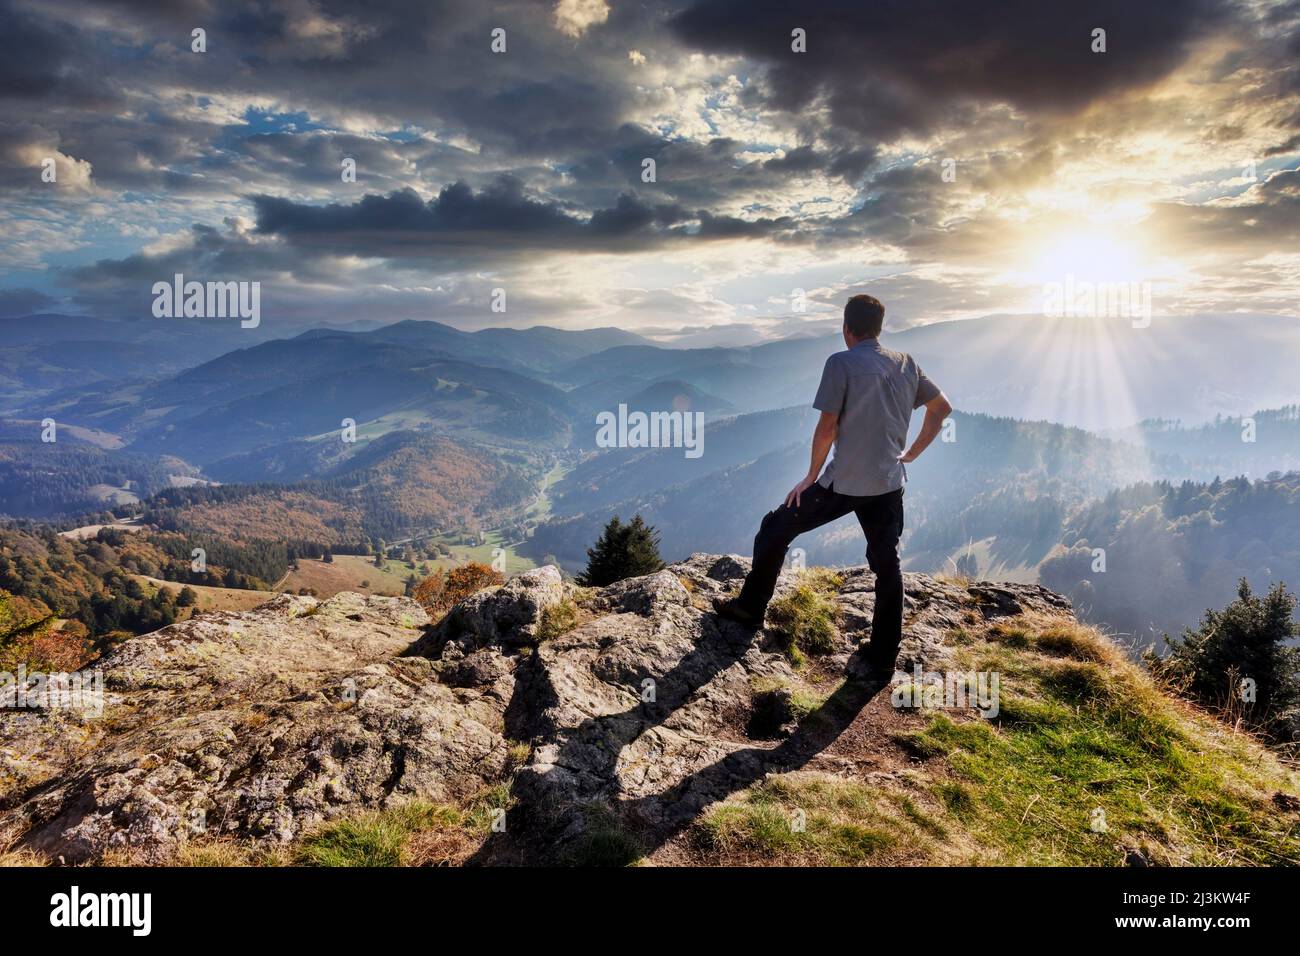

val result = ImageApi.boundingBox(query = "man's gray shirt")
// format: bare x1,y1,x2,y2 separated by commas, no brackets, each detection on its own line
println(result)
812,338,941,497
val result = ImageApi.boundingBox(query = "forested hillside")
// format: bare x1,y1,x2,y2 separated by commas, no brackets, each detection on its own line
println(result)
7,312,1300,655
529,410,1180,573
1107,405,1300,480
0,428,177,518
146,432,537,545
0,524,284,646
1040,473,1300,643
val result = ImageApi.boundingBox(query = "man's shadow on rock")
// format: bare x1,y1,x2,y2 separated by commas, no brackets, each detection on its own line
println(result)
469,610,755,863
467,607,887,865
622,652,889,856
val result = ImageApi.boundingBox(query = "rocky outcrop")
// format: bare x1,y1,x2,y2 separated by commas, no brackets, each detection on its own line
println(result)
0,556,1071,863
413,566,564,652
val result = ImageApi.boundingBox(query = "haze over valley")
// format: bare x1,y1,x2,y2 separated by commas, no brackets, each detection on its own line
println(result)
3,308,1299,650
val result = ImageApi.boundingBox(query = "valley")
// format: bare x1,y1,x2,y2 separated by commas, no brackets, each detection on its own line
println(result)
3,311,1300,649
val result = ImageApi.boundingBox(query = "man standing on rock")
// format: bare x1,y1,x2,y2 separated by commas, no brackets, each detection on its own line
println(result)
715,294,952,675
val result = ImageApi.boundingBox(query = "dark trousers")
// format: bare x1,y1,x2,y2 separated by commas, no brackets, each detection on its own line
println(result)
737,482,905,667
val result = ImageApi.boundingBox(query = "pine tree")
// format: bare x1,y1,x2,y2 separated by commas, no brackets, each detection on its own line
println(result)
1154,578,1300,738
577,514,664,587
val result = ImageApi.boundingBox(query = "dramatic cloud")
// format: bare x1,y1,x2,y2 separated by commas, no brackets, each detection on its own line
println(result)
670,0,1232,138
1,0,1297,334
249,178,801,259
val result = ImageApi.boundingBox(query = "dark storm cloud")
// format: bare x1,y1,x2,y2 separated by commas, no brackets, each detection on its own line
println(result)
551,123,879,218
0,288,57,317
0,0,877,213
66,222,289,297
0,0,643,199
6,0,633,157
57,168,806,323
250,177,801,255
0,0,120,107
670,0,1235,139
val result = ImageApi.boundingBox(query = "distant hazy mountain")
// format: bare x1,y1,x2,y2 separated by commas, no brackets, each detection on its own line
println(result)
526,408,1183,573
555,313,1300,428
528,389,1300,644
554,406,815,515
1101,406,1300,480
11,310,1300,429
4,323,583,522
889,313,1300,429
0,313,284,411
565,379,736,446
553,339,824,412
28,336,575,467
343,320,649,375
7,311,1300,608
0,314,646,414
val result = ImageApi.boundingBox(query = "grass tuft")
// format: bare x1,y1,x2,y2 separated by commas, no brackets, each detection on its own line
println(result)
565,806,644,867
296,802,463,867
747,675,828,737
696,773,929,865
535,599,580,642
766,571,842,661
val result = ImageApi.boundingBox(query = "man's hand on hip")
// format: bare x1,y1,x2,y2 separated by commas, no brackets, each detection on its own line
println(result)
898,391,952,466
785,474,819,509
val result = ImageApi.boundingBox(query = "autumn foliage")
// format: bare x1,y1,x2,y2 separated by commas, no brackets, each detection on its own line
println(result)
0,590,93,672
413,562,505,618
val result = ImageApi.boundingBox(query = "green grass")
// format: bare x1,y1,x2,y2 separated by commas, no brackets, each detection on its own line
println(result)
296,802,462,867
504,741,533,773
895,633,1300,865
783,685,827,721
168,840,294,868
524,461,570,523
330,555,413,593
985,613,1112,663
697,775,912,865
535,599,579,642
799,568,844,593
749,675,828,735
346,531,537,592
293,785,516,868
697,612,1300,867
420,530,537,574
564,806,644,867
765,571,842,662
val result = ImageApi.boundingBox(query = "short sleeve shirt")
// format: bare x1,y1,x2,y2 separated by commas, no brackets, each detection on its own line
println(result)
812,339,941,496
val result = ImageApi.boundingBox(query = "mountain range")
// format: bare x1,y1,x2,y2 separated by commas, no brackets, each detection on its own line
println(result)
3,309,1300,644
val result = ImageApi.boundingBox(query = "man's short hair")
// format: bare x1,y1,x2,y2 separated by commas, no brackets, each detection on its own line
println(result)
844,294,885,339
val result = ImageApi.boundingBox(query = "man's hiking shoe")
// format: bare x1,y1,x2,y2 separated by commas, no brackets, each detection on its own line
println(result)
714,597,762,629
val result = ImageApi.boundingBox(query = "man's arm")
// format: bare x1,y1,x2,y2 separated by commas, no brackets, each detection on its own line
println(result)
785,410,838,507
899,392,952,464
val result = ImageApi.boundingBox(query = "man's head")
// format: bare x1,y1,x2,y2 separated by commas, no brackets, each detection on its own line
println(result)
843,294,884,346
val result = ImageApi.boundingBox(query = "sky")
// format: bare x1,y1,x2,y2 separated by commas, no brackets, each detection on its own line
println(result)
2,0,1299,343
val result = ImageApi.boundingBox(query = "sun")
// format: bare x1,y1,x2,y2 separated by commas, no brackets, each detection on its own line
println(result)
1023,228,1151,286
